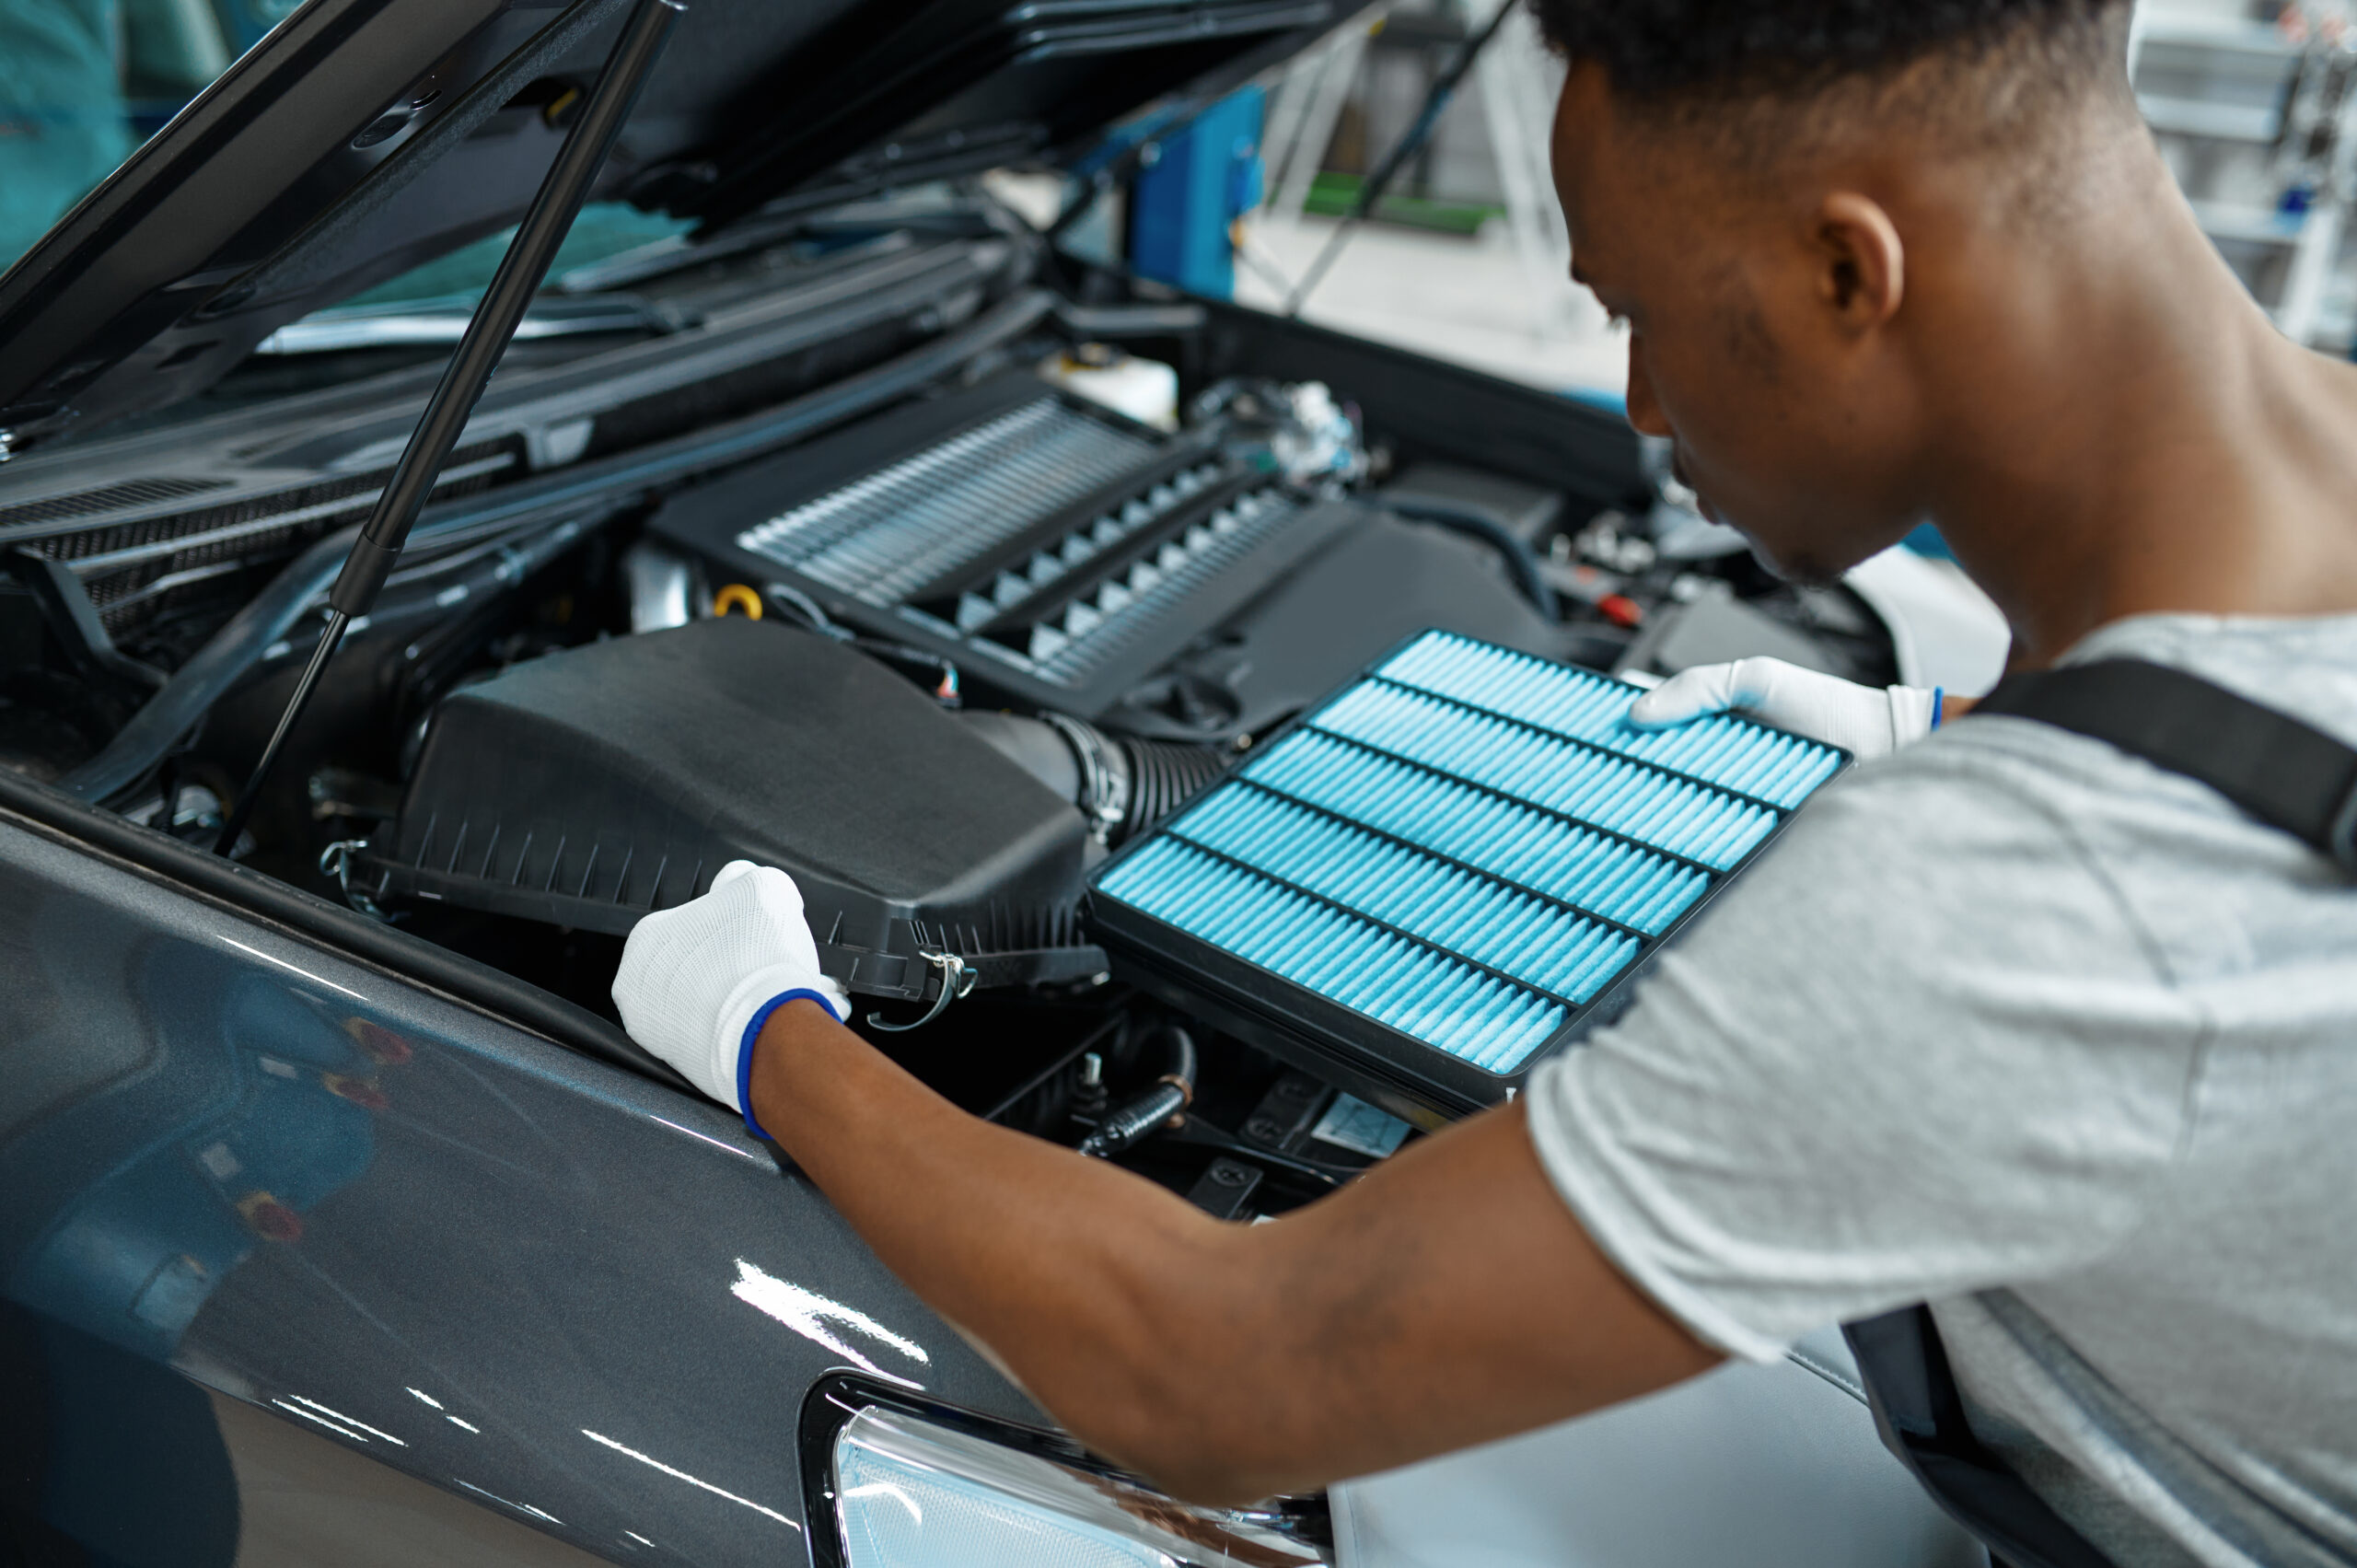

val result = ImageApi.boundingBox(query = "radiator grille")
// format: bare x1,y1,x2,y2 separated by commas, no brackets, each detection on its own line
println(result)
734,398,1155,606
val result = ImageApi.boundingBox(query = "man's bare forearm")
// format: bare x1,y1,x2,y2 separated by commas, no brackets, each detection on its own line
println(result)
749,1000,1719,1501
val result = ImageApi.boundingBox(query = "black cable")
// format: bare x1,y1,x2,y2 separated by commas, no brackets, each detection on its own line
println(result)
1383,496,1561,620
1283,0,1518,318
212,0,686,855
759,580,848,639
848,637,961,703
1077,1025,1197,1158
1162,1022,1198,1092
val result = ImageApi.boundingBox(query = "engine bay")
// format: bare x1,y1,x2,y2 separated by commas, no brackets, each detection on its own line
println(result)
0,202,1905,1217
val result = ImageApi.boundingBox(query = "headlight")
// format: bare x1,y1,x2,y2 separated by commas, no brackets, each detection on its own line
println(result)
823,1401,1330,1568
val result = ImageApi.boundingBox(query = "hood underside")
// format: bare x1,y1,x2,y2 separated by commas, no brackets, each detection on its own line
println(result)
0,0,1351,451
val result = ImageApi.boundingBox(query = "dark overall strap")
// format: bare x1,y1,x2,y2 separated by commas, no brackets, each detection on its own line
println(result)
1845,657,2357,1568
1844,1308,2118,1568
1977,657,2357,873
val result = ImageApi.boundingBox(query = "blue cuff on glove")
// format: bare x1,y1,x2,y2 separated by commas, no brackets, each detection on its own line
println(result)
737,988,842,1142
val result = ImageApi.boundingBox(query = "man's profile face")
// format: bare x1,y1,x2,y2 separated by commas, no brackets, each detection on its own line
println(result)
1548,65,1926,583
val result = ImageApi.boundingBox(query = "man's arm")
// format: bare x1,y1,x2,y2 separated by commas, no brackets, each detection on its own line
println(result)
750,999,1721,1504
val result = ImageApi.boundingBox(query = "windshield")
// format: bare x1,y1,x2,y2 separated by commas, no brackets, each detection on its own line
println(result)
325,202,690,312
3,0,691,356
0,0,294,271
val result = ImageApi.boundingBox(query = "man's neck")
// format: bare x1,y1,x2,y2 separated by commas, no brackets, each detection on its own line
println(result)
1922,145,2357,668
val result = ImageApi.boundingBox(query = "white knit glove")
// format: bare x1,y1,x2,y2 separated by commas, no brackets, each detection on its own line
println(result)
613,860,850,1138
1627,657,1942,761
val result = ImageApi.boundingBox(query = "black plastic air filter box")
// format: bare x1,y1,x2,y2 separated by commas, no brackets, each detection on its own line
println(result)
363,618,1099,1003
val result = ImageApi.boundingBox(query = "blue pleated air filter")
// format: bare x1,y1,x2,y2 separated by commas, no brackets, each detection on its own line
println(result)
1088,631,1848,1118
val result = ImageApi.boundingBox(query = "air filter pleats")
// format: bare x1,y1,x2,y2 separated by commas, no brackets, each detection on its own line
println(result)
1237,732,1708,935
1376,634,1842,809
1094,631,1845,1084
1101,838,1572,1073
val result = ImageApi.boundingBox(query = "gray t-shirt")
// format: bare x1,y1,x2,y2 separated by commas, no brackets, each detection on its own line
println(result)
1525,612,2357,1568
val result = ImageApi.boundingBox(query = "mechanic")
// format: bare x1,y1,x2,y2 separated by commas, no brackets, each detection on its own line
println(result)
615,3,2357,1562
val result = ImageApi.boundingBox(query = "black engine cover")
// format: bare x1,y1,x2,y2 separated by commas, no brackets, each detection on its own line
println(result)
363,618,1097,1001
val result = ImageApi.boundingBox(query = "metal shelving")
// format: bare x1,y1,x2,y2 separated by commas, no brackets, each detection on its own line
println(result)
2131,5,2357,352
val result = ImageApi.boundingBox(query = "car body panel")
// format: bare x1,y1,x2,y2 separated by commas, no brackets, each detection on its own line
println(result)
0,812,1039,1564
209,1387,624,1566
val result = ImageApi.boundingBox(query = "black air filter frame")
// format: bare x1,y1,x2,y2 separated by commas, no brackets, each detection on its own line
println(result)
1086,631,1850,1124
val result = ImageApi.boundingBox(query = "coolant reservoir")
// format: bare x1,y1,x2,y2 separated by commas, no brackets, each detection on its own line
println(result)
1038,343,1179,431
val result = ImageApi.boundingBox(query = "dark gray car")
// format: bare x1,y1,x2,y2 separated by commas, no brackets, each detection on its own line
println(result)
0,3,1979,1562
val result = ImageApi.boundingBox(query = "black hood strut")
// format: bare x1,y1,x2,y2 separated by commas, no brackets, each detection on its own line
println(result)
215,0,685,855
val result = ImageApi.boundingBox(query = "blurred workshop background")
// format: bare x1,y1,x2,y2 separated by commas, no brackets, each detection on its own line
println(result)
7,0,2352,399
1004,0,2357,405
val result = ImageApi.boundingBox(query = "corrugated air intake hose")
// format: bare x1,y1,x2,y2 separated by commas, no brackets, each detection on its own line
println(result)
960,711,1230,845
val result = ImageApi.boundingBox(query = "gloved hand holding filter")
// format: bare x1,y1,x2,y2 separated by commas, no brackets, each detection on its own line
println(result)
1628,656,1943,760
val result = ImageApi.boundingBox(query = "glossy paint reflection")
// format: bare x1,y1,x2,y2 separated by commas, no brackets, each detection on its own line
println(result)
6,931,398,1365
581,1428,803,1529
0,821,1035,1564
729,1258,931,1385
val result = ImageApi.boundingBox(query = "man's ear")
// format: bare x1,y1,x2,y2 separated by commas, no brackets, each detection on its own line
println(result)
1815,192,1905,331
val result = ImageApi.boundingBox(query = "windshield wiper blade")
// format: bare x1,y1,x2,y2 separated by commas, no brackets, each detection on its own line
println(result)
546,185,985,297
253,294,690,355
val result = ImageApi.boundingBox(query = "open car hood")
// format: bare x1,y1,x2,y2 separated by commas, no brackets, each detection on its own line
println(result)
0,0,1348,451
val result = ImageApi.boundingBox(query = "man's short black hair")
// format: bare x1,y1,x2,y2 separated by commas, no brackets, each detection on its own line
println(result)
1530,0,2131,110
1530,0,2137,191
